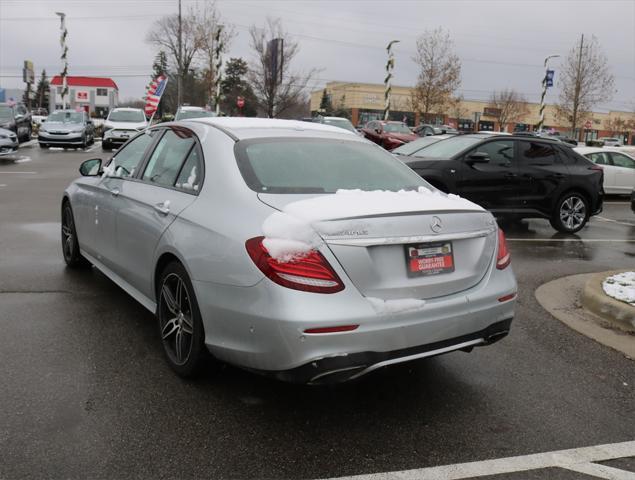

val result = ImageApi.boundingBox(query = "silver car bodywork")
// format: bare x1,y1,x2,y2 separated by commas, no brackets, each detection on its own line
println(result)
63,118,516,383
0,127,19,155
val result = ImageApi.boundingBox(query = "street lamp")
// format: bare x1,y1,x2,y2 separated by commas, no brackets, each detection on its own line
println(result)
536,53,560,132
55,12,69,110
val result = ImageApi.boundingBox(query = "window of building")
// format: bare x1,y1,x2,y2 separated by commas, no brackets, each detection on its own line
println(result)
96,88,108,96
478,121,494,131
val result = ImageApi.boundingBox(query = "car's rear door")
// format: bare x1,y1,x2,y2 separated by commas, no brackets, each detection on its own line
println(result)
457,138,519,210
608,152,635,194
112,126,202,299
515,140,570,212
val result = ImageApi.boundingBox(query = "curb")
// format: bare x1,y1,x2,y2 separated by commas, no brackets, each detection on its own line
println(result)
535,273,635,359
581,270,635,333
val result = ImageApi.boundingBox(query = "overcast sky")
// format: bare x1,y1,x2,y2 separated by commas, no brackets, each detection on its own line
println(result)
1,0,633,112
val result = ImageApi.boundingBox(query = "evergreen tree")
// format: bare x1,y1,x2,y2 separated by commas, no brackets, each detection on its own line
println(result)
151,51,170,116
34,70,49,110
319,89,333,115
220,58,257,116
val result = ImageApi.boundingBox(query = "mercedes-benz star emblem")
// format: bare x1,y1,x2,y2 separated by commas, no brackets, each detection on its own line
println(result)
430,216,443,233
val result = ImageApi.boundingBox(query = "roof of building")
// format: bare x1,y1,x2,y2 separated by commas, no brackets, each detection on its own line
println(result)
50,76,118,89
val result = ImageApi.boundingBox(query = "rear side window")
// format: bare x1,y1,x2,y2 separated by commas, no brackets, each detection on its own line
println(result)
587,152,610,165
235,138,429,194
470,140,514,166
518,141,559,165
610,153,635,169
175,146,203,192
142,129,195,187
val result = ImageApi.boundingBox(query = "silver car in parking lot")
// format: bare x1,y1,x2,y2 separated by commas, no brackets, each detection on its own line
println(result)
61,118,516,384
0,127,19,155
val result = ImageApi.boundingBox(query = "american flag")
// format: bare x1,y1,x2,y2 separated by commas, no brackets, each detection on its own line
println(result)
144,75,168,116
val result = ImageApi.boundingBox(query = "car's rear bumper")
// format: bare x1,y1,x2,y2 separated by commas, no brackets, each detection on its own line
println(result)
192,254,517,383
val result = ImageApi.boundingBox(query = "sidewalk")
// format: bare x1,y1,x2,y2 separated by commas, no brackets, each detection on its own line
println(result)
535,271,635,359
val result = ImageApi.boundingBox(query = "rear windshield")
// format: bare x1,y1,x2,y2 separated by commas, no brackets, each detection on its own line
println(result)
384,123,412,134
108,110,145,122
413,135,484,159
392,136,445,156
235,138,429,194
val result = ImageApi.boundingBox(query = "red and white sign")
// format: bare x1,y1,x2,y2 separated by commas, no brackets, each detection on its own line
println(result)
75,90,89,102
237,96,245,108
584,120,592,129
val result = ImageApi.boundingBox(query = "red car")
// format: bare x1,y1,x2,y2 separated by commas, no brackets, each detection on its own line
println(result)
361,120,418,150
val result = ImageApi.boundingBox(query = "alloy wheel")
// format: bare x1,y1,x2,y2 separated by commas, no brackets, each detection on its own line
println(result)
61,206,75,261
559,195,586,231
159,273,195,366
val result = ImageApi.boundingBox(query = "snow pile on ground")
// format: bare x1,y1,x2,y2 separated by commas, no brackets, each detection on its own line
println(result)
366,297,426,314
602,272,635,306
261,187,482,262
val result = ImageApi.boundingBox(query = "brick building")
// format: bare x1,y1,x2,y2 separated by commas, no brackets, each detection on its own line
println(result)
311,82,635,144
49,76,118,117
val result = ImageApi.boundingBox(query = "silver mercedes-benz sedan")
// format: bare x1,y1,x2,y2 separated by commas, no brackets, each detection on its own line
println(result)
61,118,517,384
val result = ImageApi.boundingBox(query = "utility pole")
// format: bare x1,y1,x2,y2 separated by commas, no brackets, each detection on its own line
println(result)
55,12,68,110
536,53,559,132
572,34,584,140
383,40,399,121
213,26,224,115
177,0,182,107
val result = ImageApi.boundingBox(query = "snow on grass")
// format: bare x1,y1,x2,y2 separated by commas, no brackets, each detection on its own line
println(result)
261,187,483,262
603,272,635,306
366,297,426,314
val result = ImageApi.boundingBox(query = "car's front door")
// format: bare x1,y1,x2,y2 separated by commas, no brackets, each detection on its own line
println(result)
457,139,518,211
608,152,635,194
515,140,570,212
89,131,157,270
113,127,202,299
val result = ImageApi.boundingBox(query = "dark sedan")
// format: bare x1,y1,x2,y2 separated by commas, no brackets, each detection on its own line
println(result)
400,134,604,233
0,102,32,142
361,120,418,150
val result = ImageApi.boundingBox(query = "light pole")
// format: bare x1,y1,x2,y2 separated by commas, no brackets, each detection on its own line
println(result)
55,12,68,110
536,53,559,132
383,40,399,121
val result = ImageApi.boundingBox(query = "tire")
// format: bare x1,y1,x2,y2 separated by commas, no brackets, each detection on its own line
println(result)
81,134,87,149
156,261,208,377
61,202,90,268
549,192,589,234
102,141,111,152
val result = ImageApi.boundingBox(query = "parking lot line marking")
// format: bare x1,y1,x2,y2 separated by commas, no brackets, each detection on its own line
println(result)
596,216,635,227
0,171,37,174
320,440,635,480
507,238,635,243
563,462,635,479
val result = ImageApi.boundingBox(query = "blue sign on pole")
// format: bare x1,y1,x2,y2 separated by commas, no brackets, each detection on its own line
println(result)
546,69,555,88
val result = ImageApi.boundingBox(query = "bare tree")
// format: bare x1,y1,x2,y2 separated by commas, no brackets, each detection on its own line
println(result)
411,28,461,123
557,35,615,139
248,17,319,118
194,1,235,107
605,116,627,136
146,9,202,105
447,94,468,125
487,89,530,132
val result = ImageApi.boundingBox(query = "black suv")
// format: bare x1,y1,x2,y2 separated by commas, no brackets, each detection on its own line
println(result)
0,102,32,142
396,134,604,233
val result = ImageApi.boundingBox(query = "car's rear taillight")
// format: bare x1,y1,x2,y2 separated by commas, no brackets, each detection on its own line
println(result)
496,228,511,270
245,236,344,294
589,165,603,172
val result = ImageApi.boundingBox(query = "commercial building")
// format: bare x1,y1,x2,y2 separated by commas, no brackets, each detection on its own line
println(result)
49,76,118,117
311,82,635,144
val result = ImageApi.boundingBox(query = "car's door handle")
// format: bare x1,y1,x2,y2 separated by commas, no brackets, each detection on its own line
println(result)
154,201,170,215
109,188,120,197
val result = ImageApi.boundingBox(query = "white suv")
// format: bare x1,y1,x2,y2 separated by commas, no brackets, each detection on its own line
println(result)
102,108,148,151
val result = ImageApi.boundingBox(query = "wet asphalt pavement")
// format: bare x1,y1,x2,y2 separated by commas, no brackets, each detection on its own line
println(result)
0,143,633,480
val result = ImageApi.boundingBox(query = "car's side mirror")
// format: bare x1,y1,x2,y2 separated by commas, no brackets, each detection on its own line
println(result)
79,158,102,176
467,152,490,163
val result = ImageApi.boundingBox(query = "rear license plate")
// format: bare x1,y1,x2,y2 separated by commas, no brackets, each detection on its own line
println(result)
405,242,454,277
